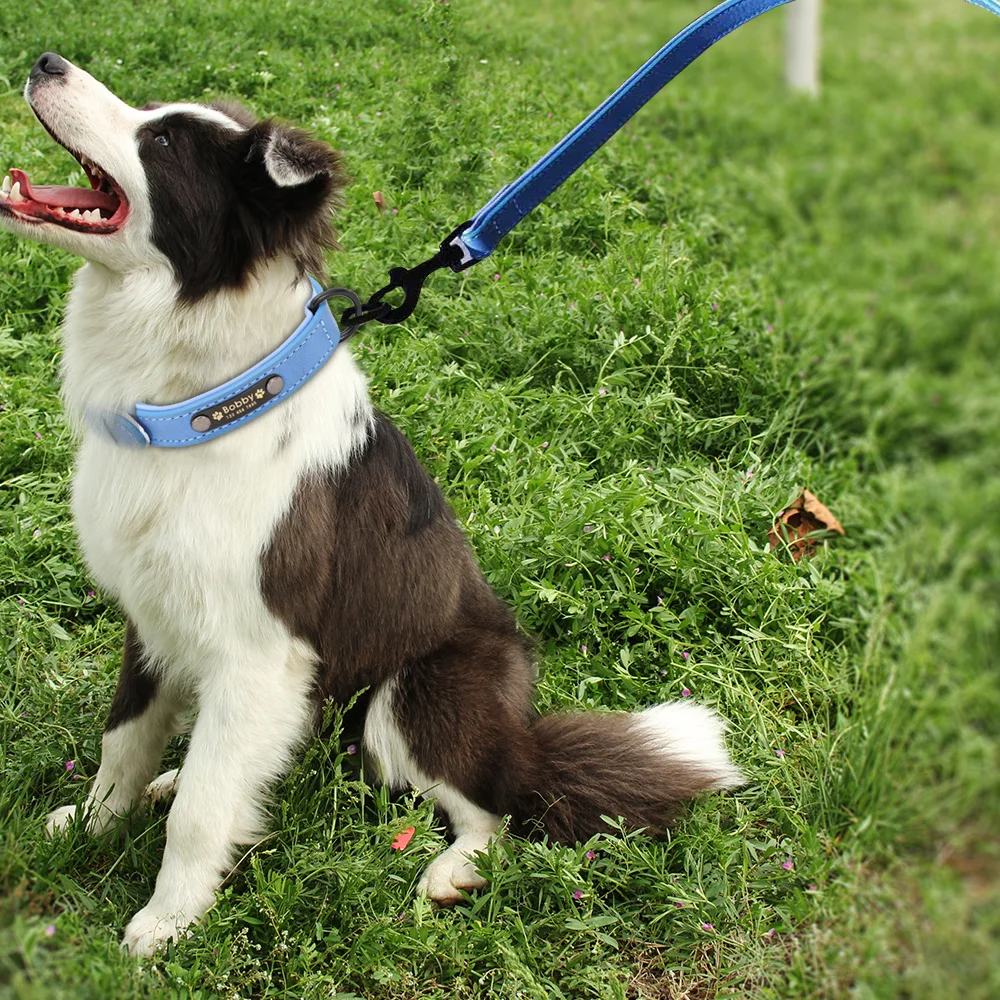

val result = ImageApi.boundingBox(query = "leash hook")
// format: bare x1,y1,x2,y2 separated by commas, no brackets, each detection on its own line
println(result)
363,220,475,326
307,221,475,336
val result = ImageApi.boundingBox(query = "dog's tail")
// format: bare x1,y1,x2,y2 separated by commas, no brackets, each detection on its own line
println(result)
503,702,744,842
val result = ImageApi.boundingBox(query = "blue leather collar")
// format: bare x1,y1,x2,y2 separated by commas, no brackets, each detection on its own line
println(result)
87,279,341,448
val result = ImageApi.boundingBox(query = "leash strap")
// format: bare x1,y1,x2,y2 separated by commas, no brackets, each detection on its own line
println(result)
87,280,345,448
354,0,1000,327
455,0,795,263
966,0,1000,16
350,0,796,328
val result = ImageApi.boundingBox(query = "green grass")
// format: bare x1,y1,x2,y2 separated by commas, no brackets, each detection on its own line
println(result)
1,0,999,996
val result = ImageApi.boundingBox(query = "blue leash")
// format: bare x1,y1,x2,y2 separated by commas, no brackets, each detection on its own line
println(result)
346,0,999,326
350,0,797,328
96,0,1000,448
458,0,796,264
967,0,1000,16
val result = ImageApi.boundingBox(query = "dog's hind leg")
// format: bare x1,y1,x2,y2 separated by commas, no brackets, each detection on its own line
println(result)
363,637,535,905
121,637,315,956
365,679,501,904
47,622,182,837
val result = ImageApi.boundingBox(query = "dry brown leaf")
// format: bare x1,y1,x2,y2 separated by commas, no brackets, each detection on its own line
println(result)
372,190,386,212
768,489,845,562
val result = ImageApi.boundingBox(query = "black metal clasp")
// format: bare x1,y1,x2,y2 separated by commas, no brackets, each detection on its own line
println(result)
308,221,477,337
362,220,476,325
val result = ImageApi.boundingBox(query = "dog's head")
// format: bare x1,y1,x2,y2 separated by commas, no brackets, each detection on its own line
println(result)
0,53,345,300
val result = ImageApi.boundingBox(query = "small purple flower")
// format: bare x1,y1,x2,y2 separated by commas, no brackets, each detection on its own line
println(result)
766,324,774,332
764,928,775,938
585,850,596,860
35,432,42,439
44,924,56,938
65,761,74,772
598,387,607,395
681,651,690,660
807,884,818,892
711,303,719,311
490,444,497,452
581,645,588,653
541,441,549,449
86,590,95,597
493,273,500,281
775,748,785,758
346,744,357,755
17,597,25,605
781,859,794,871
583,525,594,533
392,208,398,215
701,922,714,931
681,688,691,698
633,277,640,286
674,901,683,908
572,890,583,900
602,554,611,562
32,529,41,538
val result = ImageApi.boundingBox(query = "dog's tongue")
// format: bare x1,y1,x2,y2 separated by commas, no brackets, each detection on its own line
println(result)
9,169,118,212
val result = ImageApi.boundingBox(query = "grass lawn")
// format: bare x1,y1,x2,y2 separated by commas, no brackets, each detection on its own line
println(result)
1,0,999,996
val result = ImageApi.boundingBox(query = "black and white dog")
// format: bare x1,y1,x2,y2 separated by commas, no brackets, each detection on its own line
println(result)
1,54,743,955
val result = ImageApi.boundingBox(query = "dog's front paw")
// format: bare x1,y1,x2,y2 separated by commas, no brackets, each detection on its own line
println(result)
417,847,488,906
121,905,194,957
144,768,180,806
45,805,77,837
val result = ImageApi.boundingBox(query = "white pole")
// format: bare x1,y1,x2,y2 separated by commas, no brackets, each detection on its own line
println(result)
786,0,820,95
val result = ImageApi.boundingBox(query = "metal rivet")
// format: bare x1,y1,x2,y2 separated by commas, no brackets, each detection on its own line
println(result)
266,375,284,396
191,414,212,433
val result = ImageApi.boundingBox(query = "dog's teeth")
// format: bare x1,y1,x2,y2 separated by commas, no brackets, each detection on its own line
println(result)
1,175,10,195
10,181,23,202
69,208,82,219
83,209,100,222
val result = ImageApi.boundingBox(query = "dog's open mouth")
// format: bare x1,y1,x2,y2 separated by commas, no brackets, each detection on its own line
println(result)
0,151,128,234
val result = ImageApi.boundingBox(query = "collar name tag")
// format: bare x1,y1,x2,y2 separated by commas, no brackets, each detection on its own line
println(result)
190,373,285,434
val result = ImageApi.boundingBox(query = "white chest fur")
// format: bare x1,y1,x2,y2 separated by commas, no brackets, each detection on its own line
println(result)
62,259,371,679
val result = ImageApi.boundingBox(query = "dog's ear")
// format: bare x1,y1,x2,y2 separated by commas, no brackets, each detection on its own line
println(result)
234,121,346,285
252,123,342,189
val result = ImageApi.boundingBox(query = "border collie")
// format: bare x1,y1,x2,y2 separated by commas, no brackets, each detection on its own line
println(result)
1,53,743,956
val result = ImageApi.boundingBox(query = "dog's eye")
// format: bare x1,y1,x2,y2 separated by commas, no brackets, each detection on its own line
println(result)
154,134,169,147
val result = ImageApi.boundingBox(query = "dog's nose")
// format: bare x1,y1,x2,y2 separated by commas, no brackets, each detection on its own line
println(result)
31,52,70,79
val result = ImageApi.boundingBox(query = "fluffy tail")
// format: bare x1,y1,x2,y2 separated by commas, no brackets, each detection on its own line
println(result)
506,702,744,842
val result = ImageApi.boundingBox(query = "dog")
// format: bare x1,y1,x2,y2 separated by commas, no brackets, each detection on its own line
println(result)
0,53,743,956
